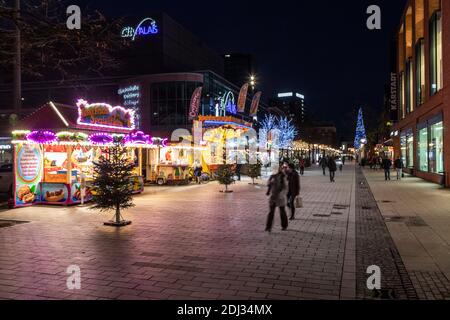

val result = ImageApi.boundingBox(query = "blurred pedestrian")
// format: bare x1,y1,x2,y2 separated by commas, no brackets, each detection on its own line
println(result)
328,157,337,182
394,157,403,180
299,158,305,176
382,157,392,181
319,157,327,175
286,163,300,220
265,165,289,232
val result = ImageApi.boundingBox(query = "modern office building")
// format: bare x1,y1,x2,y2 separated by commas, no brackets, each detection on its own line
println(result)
392,0,449,186
0,13,224,115
269,92,306,127
223,53,256,89
118,70,268,136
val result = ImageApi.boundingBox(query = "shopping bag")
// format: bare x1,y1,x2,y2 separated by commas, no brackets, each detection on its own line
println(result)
295,196,303,208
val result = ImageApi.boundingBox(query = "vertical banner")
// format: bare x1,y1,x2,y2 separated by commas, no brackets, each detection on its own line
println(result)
189,87,203,120
249,91,262,116
237,83,249,113
14,143,43,207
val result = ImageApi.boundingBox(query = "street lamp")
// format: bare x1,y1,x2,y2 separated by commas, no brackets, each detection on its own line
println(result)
249,74,256,90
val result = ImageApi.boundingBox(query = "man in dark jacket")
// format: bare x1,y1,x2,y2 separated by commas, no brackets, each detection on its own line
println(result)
328,157,337,182
394,157,404,180
382,157,392,181
286,163,300,220
319,157,327,175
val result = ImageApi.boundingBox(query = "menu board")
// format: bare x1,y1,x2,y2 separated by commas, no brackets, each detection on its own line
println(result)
14,143,43,206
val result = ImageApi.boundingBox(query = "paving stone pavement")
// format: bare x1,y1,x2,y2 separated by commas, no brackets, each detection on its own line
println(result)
363,168,450,300
0,165,355,300
355,168,417,300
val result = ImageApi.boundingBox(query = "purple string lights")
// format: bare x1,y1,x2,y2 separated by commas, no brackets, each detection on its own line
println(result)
26,130,57,144
124,131,151,145
88,133,114,145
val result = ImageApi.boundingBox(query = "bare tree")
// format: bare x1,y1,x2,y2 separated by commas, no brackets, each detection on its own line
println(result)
0,0,125,110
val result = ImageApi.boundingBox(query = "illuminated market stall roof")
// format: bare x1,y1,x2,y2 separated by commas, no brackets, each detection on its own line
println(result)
198,115,252,130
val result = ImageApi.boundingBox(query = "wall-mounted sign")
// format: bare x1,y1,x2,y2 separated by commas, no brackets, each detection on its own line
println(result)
76,99,135,131
121,17,159,41
189,87,203,120
390,72,397,111
118,85,141,128
222,91,237,115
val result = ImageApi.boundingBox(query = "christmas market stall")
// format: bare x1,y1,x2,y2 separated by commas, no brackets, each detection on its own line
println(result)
11,99,162,208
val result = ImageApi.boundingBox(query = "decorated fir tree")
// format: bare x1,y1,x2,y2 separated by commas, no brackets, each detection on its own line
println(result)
354,107,367,149
91,145,135,226
247,163,262,185
216,164,234,193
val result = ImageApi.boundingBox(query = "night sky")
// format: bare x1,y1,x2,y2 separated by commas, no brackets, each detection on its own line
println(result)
80,0,407,141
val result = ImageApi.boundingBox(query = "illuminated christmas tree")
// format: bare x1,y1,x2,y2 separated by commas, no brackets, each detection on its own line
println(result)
354,107,367,149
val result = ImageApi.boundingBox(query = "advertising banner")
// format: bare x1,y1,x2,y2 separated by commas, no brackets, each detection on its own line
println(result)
14,143,43,207
188,87,203,120
237,83,249,113
41,183,69,204
249,91,262,116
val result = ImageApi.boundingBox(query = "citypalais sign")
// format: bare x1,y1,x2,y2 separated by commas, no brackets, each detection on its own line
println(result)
121,17,159,41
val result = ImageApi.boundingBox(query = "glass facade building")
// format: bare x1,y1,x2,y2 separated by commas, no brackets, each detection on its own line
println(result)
394,0,449,186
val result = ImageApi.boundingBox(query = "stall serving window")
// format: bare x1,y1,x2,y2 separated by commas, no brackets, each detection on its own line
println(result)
416,114,444,174
400,129,414,169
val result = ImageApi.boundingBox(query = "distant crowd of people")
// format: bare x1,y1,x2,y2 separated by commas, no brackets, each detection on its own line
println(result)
363,155,404,181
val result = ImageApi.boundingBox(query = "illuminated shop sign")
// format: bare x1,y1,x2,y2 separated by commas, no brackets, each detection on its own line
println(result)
76,99,135,130
118,85,141,128
121,17,159,41
212,91,237,117
0,144,11,150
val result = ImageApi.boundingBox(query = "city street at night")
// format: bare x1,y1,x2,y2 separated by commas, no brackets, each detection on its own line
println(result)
1,164,449,300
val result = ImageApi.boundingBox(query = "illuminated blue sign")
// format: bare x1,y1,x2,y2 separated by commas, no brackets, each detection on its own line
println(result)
121,17,159,41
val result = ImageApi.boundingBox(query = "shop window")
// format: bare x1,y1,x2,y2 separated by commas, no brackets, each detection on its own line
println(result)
400,129,414,168
415,39,425,106
399,72,405,119
405,59,414,113
429,10,442,95
417,126,428,172
429,120,444,174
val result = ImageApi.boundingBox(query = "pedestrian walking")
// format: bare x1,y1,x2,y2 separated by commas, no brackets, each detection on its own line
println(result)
299,158,305,176
382,157,392,181
328,157,337,182
319,157,327,176
265,166,289,232
394,157,404,180
194,163,203,184
286,163,300,220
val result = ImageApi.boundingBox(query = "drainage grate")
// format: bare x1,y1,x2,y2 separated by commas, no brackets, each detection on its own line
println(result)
313,214,331,217
362,206,372,210
331,211,343,215
333,204,349,209
384,216,406,222
406,217,428,227
381,200,395,203
0,219,29,228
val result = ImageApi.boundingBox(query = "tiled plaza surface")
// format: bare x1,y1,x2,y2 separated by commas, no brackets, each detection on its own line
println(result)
0,166,355,300
0,164,449,300
363,168,450,300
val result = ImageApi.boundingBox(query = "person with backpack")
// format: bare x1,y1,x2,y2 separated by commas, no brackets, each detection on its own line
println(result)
265,165,289,232
394,157,404,180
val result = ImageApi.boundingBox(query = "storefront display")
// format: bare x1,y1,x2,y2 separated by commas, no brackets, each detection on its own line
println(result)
10,100,164,208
